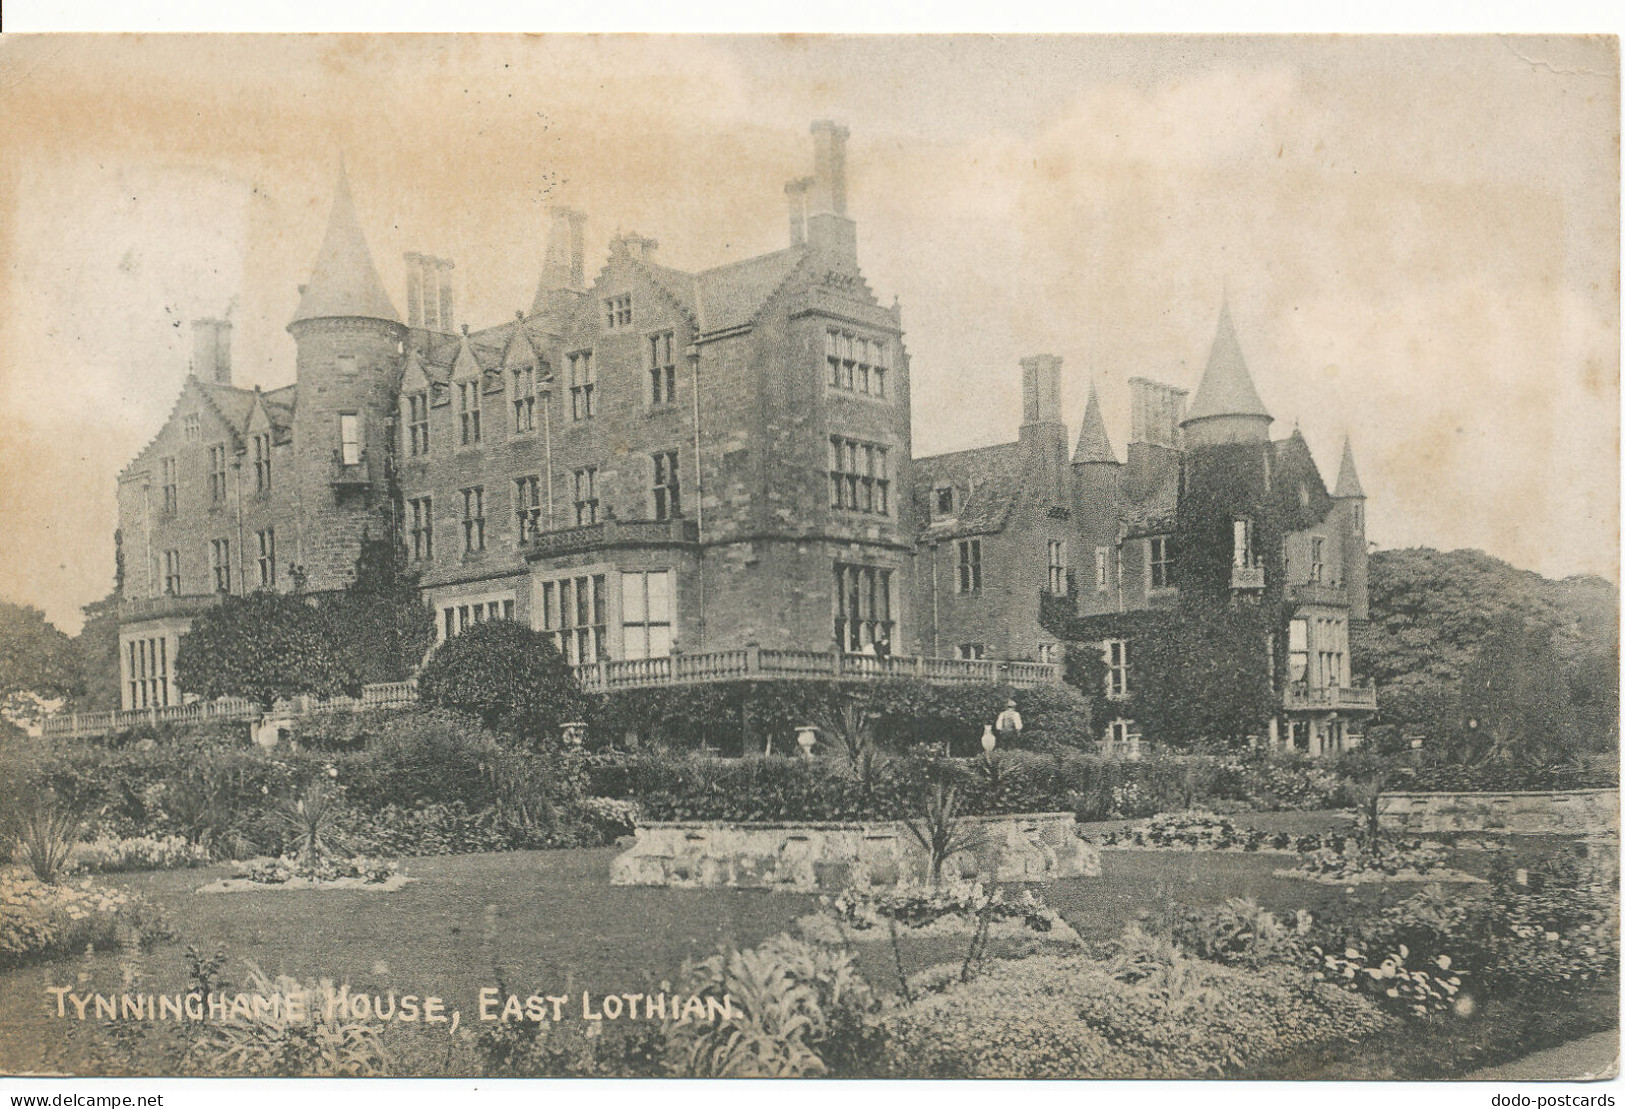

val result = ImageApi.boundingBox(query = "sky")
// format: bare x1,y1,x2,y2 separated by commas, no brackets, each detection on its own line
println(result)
0,34,1617,633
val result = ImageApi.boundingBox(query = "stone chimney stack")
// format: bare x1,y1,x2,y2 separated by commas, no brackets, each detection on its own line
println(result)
1021,354,1064,426
804,121,857,265
404,253,455,331
808,120,849,217
541,207,588,291
784,176,812,247
1129,377,1188,448
1018,354,1068,507
617,233,658,262
190,318,232,385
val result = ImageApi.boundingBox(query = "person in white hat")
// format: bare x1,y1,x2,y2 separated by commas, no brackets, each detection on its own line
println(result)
995,699,1023,742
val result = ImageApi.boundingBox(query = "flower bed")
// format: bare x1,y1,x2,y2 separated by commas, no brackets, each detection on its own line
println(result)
0,866,173,969
881,948,1393,1078
197,854,413,894
71,833,211,873
798,880,1080,945
1092,810,1343,853
1273,840,1483,885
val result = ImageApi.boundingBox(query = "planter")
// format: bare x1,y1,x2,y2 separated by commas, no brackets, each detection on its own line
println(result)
609,812,1100,891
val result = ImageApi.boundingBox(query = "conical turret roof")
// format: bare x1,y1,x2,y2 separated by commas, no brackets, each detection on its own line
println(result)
289,164,401,328
1072,381,1118,465
1334,436,1366,498
1183,301,1271,424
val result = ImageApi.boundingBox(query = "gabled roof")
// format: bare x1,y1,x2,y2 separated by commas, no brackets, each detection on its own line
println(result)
1120,469,1180,536
451,331,497,379
193,380,257,449
1072,381,1118,465
1334,436,1366,498
693,247,806,333
914,441,1024,541
289,166,401,328
1183,300,1271,424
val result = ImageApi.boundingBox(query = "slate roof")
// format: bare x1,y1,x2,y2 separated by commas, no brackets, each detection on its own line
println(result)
1073,382,1118,465
1334,436,1366,498
1183,300,1271,424
914,441,1024,541
693,247,806,333
1120,466,1180,535
289,167,401,327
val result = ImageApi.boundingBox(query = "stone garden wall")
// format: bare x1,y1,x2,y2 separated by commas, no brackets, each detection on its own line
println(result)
1378,789,1619,837
610,812,1100,891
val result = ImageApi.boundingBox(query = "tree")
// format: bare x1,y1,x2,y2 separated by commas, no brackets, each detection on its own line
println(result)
0,601,81,701
1362,548,1619,754
1457,616,1579,766
324,534,437,685
173,592,355,709
417,620,585,744
74,592,122,711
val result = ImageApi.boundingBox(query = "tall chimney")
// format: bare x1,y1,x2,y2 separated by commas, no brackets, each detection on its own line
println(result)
1021,354,1064,425
436,257,455,332
403,253,454,331
191,318,232,385
541,207,588,291
784,177,812,247
1018,354,1068,506
804,121,857,264
404,252,425,328
808,120,849,217
1129,377,1188,448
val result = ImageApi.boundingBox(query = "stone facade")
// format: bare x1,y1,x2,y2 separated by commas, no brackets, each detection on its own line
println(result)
115,122,916,707
914,309,1375,756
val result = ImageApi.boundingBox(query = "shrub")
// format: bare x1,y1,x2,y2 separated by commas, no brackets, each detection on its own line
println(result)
1172,898,1314,970
663,933,883,1078
418,621,585,744
173,592,356,709
881,941,1392,1078
11,793,81,882
0,868,173,969
575,797,639,841
188,966,394,1076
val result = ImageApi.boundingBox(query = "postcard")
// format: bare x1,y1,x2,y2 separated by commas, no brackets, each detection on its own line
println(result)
0,34,1617,1088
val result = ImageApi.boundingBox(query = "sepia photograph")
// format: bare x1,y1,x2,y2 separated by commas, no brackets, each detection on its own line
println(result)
0,32,1618,1088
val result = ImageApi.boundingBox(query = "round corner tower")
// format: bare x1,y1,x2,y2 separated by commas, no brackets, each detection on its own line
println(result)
286,167,406,593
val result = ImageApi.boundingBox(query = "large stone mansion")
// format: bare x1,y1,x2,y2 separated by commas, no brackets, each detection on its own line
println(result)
114,122,1373,754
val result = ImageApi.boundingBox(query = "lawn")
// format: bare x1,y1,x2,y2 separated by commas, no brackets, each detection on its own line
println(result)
1,830,1613,1078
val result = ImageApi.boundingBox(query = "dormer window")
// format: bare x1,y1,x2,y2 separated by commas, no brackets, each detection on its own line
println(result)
251,434,272,492
511,364,536,433
934,486,955,518
604,294,632,330
183,414,200,441
459,382,482,445
407,392,430,456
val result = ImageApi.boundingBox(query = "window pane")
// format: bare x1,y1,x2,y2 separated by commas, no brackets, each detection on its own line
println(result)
647,624,671,658
647,571,670,622
623,628,648,660
622,572,645,623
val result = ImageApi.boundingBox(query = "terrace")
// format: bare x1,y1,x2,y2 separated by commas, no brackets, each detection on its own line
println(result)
39,652,1060,738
